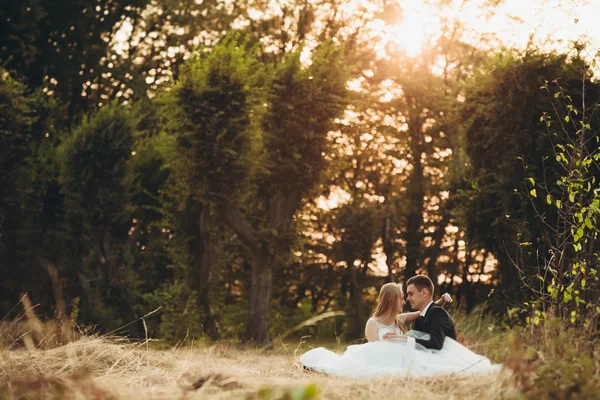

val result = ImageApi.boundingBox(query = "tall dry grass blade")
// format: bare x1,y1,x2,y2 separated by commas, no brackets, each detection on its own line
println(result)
142,317,149,351
266,311,345,349
0,294,29,345
101,307,161,337
0,293,27,323
22,294,45,347
41,260,66,320
21,334,36,351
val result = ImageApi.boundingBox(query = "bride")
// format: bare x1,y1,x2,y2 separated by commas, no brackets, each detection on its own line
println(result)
299,283,501,378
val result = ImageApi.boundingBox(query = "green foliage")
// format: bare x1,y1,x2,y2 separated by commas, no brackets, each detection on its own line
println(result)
457,51,600,301
0,70,37,177
518,77,600,332
253,384,319,400
436,308,600,399
145,281,205,344
217,297,250,339
0,69,63,315
268,298,314,338
0,69,41,230
458,58,600,400
532,348,598,399
263,41,348,196
58,100,139,328
100,0,245,109
333,201,381,261
165,35,265,204
0,0,149,116
128,133,174,295
60,101,135,230
161,34,350,343
499,319,600,400
0,70,33,245
478,56,600,399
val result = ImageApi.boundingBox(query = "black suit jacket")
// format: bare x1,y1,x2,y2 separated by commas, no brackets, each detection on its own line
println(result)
413,303,456,350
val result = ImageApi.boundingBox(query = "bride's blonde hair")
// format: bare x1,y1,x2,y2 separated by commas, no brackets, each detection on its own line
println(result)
371,283,406,332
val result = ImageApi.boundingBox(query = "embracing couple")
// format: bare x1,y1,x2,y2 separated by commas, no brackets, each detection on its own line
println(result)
366,275,455,350
300,275,501,378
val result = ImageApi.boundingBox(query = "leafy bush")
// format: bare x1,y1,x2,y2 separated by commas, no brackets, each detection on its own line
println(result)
144,281,205,345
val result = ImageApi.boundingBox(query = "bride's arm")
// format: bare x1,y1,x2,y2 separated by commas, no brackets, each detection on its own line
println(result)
365,319,379,342
436,293,453,307
398,311,421,324
398,293,453,324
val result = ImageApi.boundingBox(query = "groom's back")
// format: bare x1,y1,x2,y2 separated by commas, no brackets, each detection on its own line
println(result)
434,305,456,340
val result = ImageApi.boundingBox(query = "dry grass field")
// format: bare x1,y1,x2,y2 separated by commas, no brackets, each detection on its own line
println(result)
0,335,518,400
0,299,524,399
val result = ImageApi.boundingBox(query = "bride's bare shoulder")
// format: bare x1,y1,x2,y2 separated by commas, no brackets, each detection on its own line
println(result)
365,317,380,329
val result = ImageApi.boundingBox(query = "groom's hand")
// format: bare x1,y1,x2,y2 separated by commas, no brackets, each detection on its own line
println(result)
383,333,407,341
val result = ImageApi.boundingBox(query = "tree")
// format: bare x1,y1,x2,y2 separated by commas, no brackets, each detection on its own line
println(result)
332,200,382,338
318,0,504,295
456,50,600,303
0,0,150,117
165,36,348,344
59,100,137,330
233,42,348,344
0,69,39,313
160,36,265,340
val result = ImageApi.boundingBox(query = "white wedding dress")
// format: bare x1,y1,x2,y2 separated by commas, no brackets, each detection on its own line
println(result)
299,317,501,378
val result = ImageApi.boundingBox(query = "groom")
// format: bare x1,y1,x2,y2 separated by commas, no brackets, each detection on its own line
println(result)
405,275,456,350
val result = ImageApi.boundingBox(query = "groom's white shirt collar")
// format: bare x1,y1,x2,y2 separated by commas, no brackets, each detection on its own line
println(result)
420,301,434,317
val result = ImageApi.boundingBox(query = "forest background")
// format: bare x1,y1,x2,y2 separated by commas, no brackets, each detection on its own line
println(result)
1,0,600,398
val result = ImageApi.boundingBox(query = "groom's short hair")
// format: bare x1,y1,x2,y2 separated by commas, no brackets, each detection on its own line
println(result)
407,275,434,296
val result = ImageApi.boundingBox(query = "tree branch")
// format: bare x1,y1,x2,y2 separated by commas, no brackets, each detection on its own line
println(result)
220,206,259,248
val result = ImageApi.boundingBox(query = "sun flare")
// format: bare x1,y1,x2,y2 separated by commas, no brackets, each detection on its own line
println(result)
379,1,438,57
364,0,600,62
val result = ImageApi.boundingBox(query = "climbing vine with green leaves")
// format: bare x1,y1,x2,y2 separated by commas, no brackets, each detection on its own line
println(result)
518,74,600,334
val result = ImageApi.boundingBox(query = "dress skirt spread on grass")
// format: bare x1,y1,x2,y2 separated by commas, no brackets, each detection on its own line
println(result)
300,330,502,378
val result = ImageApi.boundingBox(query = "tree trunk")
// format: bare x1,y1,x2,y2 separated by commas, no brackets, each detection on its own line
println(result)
348,261,365,339
403,107,425,281
198,206,220,340
425,212,452,280
221,191,301,346
0,217,19,315
245,242,274,345
403,157,424,280
382,214,396,282
461,248,474,314
77,269,93,321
